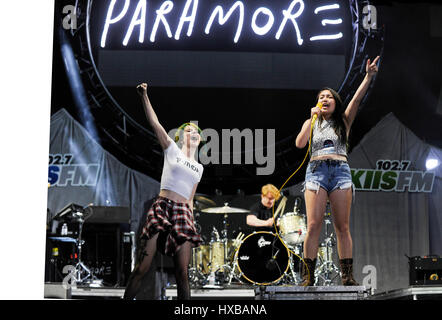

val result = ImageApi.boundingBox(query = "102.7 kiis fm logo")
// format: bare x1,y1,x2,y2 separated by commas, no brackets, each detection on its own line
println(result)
48,154,100,187
351,160,435,193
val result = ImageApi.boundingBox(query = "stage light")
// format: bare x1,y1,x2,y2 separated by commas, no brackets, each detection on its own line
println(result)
426,158,439,170
60,29,99,144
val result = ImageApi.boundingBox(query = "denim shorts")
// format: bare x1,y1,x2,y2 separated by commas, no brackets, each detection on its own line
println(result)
302,160,354,196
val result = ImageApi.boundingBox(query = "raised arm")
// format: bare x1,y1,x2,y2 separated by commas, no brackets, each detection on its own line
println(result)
343,56,380,131
137,83,173,150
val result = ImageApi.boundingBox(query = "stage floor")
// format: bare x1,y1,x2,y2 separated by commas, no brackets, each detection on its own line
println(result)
165,284,369,300
44,283,442,300
368,285,442,300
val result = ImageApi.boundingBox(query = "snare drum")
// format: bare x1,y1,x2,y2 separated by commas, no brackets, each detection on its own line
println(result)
234,231,289,285
278,212,307,246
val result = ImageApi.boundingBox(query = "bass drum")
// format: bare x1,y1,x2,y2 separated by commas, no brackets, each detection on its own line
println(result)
235,231,290,285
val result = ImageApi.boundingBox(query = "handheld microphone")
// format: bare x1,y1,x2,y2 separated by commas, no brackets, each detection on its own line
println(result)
311,102,323,124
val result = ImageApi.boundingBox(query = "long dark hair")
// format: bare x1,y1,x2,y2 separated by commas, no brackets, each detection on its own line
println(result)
316,87,348,146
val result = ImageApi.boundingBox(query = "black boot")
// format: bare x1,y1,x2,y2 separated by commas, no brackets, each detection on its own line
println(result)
300,258,317,286
339,258,359,286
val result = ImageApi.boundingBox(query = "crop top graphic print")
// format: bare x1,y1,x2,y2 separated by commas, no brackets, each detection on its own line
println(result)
160,142,204,200
310,119,347,158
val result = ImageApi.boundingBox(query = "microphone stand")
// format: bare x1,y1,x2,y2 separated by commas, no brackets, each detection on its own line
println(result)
71,205,102,287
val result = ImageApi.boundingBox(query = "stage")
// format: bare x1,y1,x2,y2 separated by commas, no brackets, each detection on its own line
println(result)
166,285,369,300
44,282,442,300
369,285,442,300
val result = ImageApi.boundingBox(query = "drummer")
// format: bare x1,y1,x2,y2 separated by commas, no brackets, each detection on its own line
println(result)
246,184,281,232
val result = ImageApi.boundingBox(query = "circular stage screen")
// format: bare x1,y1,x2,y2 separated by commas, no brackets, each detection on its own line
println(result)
87,0,354,139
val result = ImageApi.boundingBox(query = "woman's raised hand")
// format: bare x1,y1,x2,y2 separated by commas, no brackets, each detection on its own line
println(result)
366,56,380,77
136,83,148,96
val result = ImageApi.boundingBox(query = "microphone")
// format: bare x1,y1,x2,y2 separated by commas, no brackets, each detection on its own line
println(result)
294,197,301,213
266,249,280,271
311,102,323,124
82,202,94,210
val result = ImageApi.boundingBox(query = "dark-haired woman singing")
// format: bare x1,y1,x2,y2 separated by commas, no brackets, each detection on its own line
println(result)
295,56,380,286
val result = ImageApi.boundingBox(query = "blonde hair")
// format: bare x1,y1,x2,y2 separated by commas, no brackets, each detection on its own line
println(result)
261,184,281,200
174,122,204,143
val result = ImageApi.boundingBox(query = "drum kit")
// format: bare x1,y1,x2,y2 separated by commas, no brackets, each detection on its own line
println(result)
189,196,341,287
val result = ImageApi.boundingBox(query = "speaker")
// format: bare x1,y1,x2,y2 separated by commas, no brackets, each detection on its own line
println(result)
409,256,442,286
81,223,133,287
45,223,134,287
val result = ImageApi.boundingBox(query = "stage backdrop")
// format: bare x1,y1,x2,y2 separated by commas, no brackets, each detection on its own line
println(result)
288,112,441,293
47,108,160,232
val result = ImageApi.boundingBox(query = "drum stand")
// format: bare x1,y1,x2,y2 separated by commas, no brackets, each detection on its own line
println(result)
314,210,341,286
204,222,232,288
227,258,238,285
188,261,207,287
189,215,207,287
284,244,303,285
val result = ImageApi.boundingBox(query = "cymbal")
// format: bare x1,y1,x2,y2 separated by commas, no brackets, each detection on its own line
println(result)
193,194,217,211
193,201,211,211
194,195,216,207
201,205,250,214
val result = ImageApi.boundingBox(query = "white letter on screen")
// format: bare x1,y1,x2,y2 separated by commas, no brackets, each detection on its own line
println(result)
275,0,305,45
175,0,199,40
321,18,343,26
150,1,174,42
123,0,147,46
205,1,245,43
314,4,340,14
101,0,130,48
251,7,275,36
310,3,343,42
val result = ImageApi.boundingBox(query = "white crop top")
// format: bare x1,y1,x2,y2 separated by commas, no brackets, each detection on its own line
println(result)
160,142,204,200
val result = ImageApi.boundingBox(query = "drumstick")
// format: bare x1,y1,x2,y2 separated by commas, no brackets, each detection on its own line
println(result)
274,196,287,221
